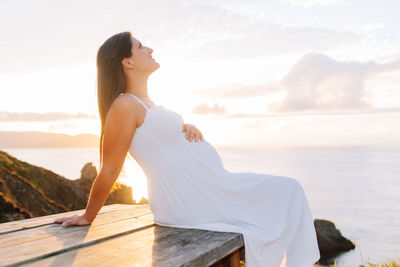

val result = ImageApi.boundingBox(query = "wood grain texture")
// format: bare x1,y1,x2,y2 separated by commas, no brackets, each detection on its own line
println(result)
27,224,243,267
210,249,241,267
0,204,137,234
0,204,153,266
1,204,245,267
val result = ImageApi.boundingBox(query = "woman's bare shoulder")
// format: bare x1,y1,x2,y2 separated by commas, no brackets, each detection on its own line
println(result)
112,93,142,109
106,94,144,126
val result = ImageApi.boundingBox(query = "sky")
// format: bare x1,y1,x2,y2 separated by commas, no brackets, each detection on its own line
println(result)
1,0,400,148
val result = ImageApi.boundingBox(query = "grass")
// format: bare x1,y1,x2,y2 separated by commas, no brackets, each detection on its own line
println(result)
358,258,400,267
238,258,400,267
313,258,400,267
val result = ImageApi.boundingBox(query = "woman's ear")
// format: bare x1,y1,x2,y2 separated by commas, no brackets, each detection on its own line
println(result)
122,58,134,69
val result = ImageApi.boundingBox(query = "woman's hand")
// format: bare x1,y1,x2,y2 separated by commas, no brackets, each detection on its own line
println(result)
53,213,92,227
182,123,204,142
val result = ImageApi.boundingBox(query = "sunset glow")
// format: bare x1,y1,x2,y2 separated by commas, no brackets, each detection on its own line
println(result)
1,0,399,200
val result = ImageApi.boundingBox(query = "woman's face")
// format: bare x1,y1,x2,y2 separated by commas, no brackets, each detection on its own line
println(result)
124,36,160,73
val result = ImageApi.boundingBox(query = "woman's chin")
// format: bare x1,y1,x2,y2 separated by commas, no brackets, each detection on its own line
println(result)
148,62,160,73
153,62,160,70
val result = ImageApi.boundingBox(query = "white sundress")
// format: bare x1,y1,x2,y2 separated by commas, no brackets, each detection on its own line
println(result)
121,92,320,267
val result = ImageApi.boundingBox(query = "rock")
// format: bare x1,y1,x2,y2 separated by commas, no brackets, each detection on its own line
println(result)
136,196,149,205
80,162,97,181
314,219,355,265
105,182,135,205
0,195,31,222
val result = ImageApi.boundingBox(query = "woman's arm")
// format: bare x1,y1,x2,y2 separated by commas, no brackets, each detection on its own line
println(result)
54,96,141,226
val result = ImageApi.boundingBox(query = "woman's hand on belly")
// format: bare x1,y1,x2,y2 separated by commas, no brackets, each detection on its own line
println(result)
181,123,204,142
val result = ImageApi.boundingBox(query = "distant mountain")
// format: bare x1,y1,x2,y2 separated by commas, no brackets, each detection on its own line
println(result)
0,150,147,223
0,131,99,148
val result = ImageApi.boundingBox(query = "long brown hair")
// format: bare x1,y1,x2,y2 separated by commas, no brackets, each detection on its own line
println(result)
96,31,132,168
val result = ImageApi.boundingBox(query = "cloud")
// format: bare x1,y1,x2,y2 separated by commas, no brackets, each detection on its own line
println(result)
192,103,228,115
0,0,358,74
184,22,357,60
207,0,349,8
270,52,400,112
192,82,280,99
196,55,400,104
0,111,96,122
276,0,349,7
225,107,400,119
191,52,400,116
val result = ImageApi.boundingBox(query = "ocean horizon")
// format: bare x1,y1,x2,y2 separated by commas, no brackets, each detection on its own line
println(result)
2,145,400,267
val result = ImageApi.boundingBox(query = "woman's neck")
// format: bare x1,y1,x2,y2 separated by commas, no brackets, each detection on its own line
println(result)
125,73,150,98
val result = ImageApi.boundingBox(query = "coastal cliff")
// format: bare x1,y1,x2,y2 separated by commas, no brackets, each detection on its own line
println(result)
0,150,141,223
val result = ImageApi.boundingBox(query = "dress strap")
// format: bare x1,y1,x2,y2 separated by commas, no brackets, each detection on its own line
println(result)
120,92,149,110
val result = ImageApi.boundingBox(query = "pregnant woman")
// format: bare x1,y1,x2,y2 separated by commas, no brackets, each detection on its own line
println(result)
54,31,320,267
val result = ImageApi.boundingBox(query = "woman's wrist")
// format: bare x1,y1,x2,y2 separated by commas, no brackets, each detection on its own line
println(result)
83,211,95,223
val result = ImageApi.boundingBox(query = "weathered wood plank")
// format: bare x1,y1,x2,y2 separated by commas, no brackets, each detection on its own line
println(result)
0,204,137,234
210,248,241,267
25,224,244,267
0,205,154,266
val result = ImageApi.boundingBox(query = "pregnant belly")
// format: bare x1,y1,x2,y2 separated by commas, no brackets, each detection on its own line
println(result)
179,132,225,170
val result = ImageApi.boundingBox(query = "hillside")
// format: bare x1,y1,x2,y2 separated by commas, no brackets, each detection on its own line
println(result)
0,150,146,223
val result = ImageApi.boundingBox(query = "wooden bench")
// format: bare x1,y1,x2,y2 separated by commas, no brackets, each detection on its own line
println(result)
0,204,245,266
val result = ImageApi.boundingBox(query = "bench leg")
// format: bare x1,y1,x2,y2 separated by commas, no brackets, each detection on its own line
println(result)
210,248,241,267
229,249,240,267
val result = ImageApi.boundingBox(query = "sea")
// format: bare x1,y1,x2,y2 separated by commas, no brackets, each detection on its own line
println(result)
2,145,400,267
